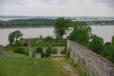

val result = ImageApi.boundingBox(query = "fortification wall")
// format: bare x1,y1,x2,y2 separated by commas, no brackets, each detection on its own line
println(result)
67,40,114,76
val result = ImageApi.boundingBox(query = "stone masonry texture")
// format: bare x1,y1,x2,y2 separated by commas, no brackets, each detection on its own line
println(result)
67,40,114,76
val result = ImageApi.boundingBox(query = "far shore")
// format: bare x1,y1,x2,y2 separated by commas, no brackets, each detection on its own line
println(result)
0,26,54,29
0,24,114,29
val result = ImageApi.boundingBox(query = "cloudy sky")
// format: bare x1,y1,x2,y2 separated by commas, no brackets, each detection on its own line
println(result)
0,0,114,16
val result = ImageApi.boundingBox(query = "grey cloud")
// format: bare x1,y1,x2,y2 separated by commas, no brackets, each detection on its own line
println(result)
104,0,114,7
0,0,114,16
92,0,114,7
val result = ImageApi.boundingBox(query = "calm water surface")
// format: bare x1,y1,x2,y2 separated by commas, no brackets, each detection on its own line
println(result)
0,25,114,46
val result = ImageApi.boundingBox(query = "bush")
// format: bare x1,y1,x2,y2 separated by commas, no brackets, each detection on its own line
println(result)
51,48,57,54
101,44,114,63
14,47,28,55
45,47,52,57
36,47,44,58
61,49,66,54
66,51,70,59
15,40,23,46
44,36,53,41
89,35,104,54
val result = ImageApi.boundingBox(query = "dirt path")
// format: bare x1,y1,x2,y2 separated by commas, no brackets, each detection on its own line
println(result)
51,57,79,76
0,50,16,57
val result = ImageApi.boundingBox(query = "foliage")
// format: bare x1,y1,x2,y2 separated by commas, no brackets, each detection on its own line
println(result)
89,35,104,54
8,32,15,45
65,51,70,59
101,42,114,63
15,40,23,46
51,48,57,54
44,36,53,41
68,22,91,47
39,35,43,40
112,35,114,45
54,17,72,39
14,47,28,55
45,47,52,57
36,47,44,58
0,19,114,27
8,30,23,45
0,19,55,27
8,50,28,57
61,49,66,54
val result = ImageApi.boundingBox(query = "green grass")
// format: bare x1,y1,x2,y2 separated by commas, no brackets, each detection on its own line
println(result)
0,56,66,76
67,58,89,76
2,47,29,57
8,51,28,57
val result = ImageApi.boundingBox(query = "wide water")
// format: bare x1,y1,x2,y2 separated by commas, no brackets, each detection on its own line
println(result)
0,25,114,46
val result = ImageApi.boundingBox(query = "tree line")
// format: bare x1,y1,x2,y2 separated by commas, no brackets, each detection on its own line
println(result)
0,19,55,27
0,18,114,27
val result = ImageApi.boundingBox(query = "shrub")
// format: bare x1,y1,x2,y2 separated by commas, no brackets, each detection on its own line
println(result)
39,35,43,40
66,51,70,59
44,36,53,41
51,48,57,54
61,49,66,54
14,47,28,55
89,35,104,54
45,47,52,57
36,47,44,58
15,40,23,46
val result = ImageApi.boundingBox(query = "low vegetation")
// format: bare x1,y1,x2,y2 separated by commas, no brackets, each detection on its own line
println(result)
0,56,67,76
14,47,29,56
0,19,55,27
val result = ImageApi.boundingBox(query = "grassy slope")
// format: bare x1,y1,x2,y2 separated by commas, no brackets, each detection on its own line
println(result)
0,56,66,76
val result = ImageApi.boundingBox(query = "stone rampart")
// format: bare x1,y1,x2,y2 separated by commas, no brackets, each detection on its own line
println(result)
67,40,114,76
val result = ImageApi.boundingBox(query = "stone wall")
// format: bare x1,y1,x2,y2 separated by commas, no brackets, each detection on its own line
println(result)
67,40,114,76
29,46,65,58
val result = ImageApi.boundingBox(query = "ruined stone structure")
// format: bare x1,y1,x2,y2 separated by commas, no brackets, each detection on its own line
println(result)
22,39,66,47
29,46,65,58
67,40,114,76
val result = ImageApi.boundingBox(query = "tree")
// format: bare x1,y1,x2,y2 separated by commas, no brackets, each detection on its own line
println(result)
54,17,72,39
14,30,23,42
112,35,114,45
8,30,23,45
8,32,15,45
89,35,104,54
101,44,114,63
68,22,91,47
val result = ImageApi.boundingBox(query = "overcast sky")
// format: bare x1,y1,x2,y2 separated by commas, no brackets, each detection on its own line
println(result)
0,0,114,16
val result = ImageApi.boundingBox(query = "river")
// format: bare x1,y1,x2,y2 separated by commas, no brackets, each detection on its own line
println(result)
0,25,114,46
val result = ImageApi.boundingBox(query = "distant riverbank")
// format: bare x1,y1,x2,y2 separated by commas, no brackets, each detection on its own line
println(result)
0,26,53,29
0,24,114,29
